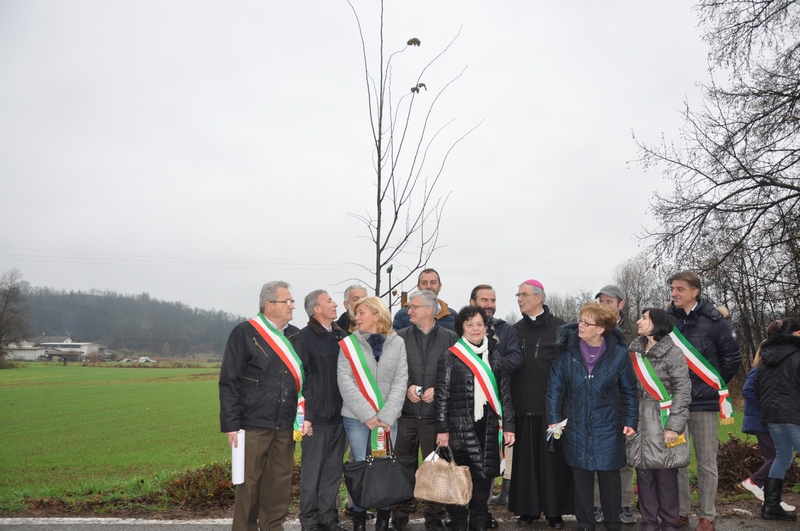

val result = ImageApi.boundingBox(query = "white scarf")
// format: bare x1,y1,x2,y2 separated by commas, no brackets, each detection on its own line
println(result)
463,335,490,422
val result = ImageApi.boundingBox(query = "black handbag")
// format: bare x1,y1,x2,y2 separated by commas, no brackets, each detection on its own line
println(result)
343,430,416,508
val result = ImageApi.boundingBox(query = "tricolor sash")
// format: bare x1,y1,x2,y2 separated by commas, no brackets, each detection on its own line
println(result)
449,339,504,457
339,334,386,454
631,351,673,428
670,326,734,425
249,313,306,439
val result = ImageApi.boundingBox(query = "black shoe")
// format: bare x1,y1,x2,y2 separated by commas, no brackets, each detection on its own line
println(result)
486,515,498,529
517,515,535,526
375,509,391,531
425,520,445,531
762,477,798,521
391,517,409,531
327,523,349,531
352,511,367,531
491,478,511,506
345,507,374,520
547,516,564,529
444,515,453,528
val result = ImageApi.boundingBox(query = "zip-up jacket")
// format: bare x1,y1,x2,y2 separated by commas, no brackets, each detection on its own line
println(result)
219,320,305,433
398,324,458,418
511,305,565,416
299,318,345,426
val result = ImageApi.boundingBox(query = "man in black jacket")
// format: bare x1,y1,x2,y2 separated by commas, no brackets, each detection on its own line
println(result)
335,284,367,333
508,279,572,529
299,290,347,531
219,280,306,531
667,270,740,531
392,289,458,531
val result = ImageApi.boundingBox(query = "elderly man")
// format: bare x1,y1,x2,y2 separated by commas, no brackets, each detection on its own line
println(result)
391,289,457,531
509,279,573,530
591,285,638,525
336,284,367,333
470,284,523,512
219,281,306,531
299,290,347,531
668,271,740,531
393,269,454,330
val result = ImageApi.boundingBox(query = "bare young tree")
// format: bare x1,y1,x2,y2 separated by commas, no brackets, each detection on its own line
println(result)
546,290,594,323
346,0,479,305
612,253,670,320
0,268,30,364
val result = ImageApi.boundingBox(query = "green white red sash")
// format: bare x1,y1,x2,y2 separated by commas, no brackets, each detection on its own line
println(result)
339,334,385,452
631,352,672,428
670,326,734,424
249,313,305,435
449,338,504,456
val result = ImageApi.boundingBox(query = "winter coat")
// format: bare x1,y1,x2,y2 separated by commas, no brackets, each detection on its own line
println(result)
756,333,800,426
335,312,355,334
398,324,458,419
742,367,768,434
299,318,345,426
434,337,515,479
511,306,566,417
219,320,305,433
667,298,741,412
625,335,691,470
546,323,639,471
488,317,523,375
337,331,409,427
393,299,455,331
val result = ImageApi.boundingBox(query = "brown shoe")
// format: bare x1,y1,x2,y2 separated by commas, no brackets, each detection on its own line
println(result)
695,517,715,531
677,516,689,526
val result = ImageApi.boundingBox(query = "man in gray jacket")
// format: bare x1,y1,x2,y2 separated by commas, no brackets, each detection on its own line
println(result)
392,290,458,531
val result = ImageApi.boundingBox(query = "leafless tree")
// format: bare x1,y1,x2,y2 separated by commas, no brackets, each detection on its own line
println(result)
346,0,479,305
0,268,30,365
547,290,594,323
612,253,670,321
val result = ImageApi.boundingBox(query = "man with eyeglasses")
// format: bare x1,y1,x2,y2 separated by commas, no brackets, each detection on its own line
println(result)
299,290,348,531
508,279,573,529
591,285,638,525
219,280,306,531
391,290,458,531
393,269,455,331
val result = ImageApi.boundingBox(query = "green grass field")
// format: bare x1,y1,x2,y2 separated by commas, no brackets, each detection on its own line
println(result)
0,362,754,512
0,362,229,508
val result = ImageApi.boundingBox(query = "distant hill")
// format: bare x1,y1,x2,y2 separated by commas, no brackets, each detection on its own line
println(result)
26,287,244,357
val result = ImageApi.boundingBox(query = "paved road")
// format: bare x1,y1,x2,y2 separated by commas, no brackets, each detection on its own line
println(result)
0,511,795,530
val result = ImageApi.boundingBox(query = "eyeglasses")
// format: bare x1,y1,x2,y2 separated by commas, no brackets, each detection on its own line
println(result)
464,322,486,329
578,318,600,327
268,299,295,305
406,304,431,311
515,292,537,299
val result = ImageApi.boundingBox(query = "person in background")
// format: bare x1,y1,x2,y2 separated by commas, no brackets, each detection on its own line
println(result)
435,305,515,531
547,302,638,531
739,320,796,514
393,269,455,330
336,284,368,333
755,316,800,521
627,309,691,531
338,296,409,531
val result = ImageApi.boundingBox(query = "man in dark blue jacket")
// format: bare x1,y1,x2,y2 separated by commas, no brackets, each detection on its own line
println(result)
667,270,740,531
393,269,455,331
299,290,347,531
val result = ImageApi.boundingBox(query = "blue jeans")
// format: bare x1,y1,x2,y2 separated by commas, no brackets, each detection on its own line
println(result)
343,416,398,512
767,423,800,480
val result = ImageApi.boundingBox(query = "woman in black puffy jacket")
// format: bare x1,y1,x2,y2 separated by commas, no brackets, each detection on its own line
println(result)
435,305,515,531
755,316,800,521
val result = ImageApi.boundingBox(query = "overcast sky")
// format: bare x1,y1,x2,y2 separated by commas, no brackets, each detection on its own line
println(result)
0,1,709,326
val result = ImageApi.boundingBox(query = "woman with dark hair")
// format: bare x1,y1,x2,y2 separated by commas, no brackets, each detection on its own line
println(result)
755,316,800,521
739,321,795,513
546,302,638,531
435,306,515,531
626,308,691,530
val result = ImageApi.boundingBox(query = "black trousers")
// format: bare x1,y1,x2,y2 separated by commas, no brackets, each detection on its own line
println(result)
572,467,621,531
637,468,680,531
447,476,494,530
299,423,347,527
393,417,446,521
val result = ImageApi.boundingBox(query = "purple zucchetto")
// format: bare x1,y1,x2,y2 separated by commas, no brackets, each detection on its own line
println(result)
523,279,544,291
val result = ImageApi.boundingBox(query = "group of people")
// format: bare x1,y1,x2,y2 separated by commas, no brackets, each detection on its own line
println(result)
217,268,798,531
